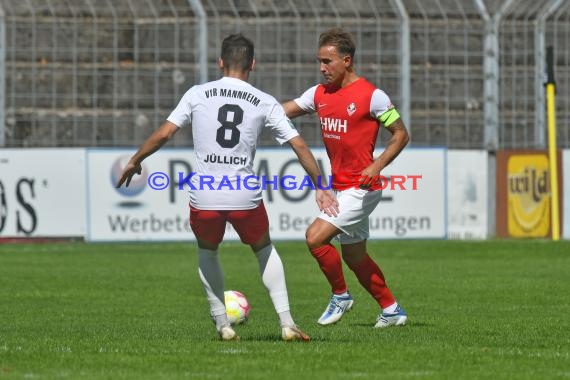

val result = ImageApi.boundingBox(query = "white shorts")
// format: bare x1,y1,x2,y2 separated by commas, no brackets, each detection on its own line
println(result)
318,188,383,244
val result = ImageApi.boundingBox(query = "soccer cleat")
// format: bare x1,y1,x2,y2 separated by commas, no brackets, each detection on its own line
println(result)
281,325,310,342
218,325,239,341
317,292,354,325
374,305,408,328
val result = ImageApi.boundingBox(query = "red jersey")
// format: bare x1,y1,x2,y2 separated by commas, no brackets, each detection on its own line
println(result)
295,78,396,190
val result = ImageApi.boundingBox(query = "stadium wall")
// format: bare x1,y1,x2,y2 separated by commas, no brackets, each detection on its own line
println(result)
0,0,569,149
0,148,567,241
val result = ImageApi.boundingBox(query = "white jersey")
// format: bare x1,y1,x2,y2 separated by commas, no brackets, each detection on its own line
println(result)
295,84,394,119
167,76,299,210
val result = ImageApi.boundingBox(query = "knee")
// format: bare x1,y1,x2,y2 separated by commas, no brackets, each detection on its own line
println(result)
197,238,219,251
249,231,272,253
305,226,323,250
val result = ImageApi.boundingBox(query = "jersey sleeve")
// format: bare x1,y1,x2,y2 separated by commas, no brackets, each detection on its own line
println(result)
370,89,401,128
167,88,194,128
293,85,318,113
265,101,300,145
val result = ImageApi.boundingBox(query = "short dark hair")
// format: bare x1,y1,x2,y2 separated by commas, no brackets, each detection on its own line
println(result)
221,33,255,71
318,28,356,59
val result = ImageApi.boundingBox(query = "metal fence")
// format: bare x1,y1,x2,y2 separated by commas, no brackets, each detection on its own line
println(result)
0,0,568,149
498,0,570,149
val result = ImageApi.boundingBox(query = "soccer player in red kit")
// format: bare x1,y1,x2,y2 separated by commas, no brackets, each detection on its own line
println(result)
282,28,410,327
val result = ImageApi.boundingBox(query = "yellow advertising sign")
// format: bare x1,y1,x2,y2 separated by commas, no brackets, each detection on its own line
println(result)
507,155,550,237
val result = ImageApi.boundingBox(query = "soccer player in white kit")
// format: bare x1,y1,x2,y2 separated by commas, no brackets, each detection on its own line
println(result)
116,34,338,341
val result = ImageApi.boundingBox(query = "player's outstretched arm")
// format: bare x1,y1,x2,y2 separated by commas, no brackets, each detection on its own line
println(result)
116,121,179,188
287,136,339,216
282,100,308,119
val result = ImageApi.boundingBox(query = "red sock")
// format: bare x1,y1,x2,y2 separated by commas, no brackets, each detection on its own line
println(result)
310,244,347,294
346,254,395,308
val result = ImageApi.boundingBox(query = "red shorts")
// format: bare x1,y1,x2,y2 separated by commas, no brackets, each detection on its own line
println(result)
189,201,269,246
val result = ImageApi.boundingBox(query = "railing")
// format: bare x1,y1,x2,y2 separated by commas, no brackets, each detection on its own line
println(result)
0,0,568,149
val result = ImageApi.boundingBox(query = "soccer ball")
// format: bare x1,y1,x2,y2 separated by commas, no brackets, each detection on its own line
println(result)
224,290,250,325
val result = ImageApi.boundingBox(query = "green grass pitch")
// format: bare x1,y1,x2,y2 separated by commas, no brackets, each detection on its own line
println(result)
1,240,569,379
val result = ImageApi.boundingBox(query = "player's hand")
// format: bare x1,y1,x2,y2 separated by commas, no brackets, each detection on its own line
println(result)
358,165,380,190
316,189,339,217
116,161,142,188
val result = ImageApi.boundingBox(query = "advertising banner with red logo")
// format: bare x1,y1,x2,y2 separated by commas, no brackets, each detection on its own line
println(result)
86,148,446,242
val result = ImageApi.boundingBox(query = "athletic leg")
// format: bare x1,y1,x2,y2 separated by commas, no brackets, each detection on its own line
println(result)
229,203,309,341
306,218,347,294
306,219,354,325
341,241,396,309
190,207,237,340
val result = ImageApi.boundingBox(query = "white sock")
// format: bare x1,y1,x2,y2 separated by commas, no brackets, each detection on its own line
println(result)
198,248,229,329
255,244,294,327
383,302,399,314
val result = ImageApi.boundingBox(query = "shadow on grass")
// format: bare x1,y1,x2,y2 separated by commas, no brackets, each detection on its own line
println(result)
349,321,429,327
